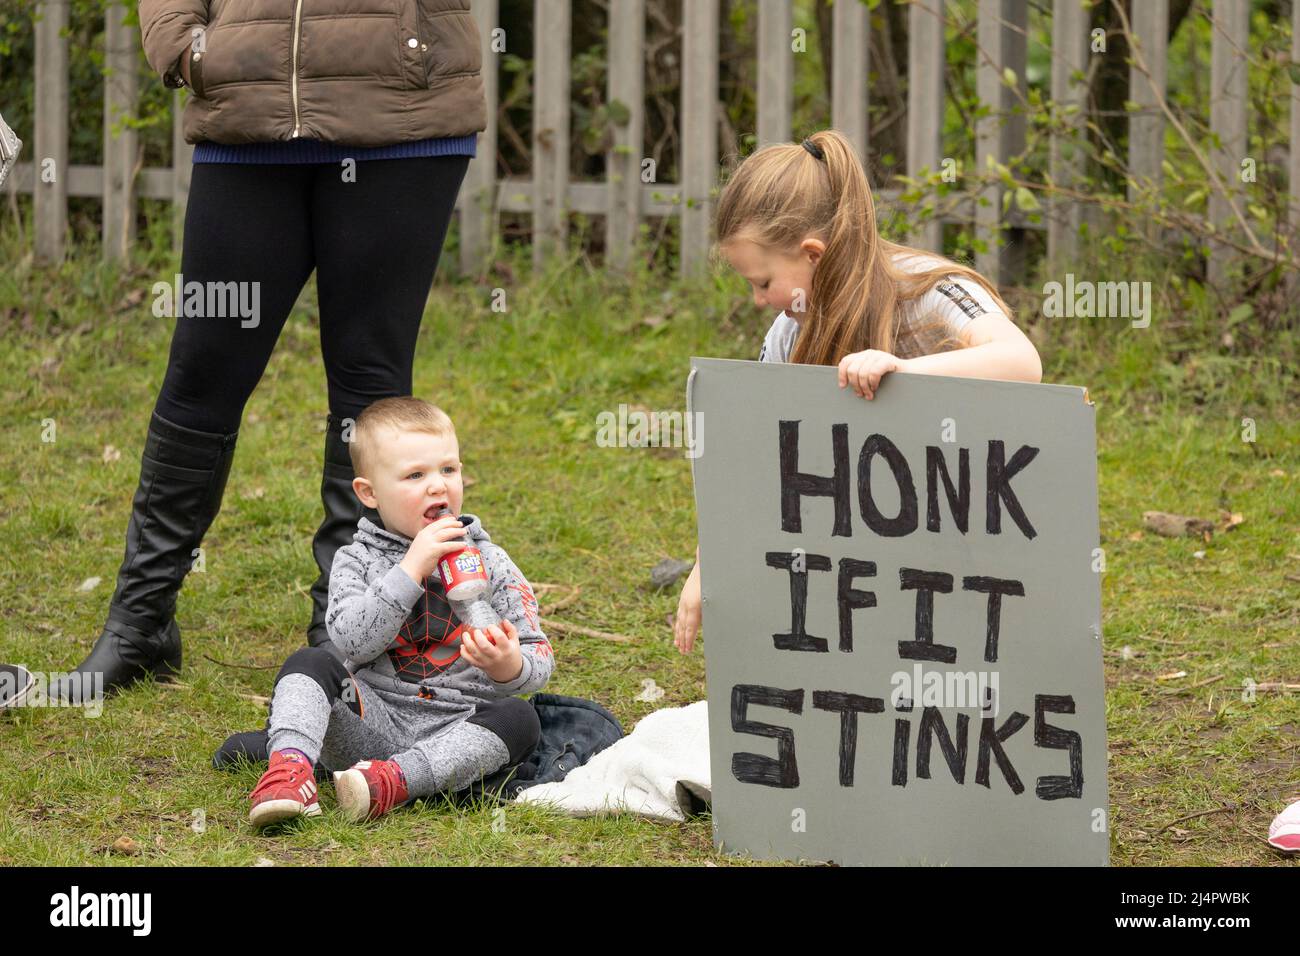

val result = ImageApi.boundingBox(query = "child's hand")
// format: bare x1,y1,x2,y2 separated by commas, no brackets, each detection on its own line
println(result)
838,349,907,400
460,619,523,683
673,560,702,654
398,515,472,584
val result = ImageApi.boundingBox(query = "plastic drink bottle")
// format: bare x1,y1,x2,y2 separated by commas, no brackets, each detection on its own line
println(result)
436,508,500,631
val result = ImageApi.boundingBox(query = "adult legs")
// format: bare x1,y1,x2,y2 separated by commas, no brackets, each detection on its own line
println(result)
153,163,317,433
59,164,317,699
305,156,470,651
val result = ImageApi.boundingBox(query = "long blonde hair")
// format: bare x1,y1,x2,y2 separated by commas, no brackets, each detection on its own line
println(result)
712,129,1014,366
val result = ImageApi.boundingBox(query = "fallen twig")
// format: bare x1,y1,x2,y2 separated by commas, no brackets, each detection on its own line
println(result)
1157,673,1224,696
17,749,60,774
532,582,582,616
202,654,278,671
539,617,633,643
1157,781,1300,836
1133,635,1192,647
1157,803,1243,834
157,681,270,706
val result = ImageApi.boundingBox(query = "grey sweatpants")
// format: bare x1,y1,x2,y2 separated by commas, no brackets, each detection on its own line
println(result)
265,647,539,800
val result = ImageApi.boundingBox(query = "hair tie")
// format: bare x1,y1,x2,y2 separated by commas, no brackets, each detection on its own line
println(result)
801,138,824,161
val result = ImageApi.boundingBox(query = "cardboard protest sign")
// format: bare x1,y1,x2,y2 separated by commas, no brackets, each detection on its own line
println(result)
688,358,1107,866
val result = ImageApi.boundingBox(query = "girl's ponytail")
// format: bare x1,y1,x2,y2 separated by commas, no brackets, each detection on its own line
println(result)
788,131,899,366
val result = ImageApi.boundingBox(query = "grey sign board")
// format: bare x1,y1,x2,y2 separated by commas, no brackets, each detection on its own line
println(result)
688,358,1108,866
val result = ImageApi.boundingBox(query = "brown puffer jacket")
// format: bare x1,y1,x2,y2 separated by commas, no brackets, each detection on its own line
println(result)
138,0,486,147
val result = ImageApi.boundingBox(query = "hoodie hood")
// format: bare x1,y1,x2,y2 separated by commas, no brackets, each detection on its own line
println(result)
352,512,491,557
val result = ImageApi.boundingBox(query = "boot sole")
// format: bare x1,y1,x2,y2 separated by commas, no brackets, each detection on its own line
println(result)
333,769,373,822
249,798,321,829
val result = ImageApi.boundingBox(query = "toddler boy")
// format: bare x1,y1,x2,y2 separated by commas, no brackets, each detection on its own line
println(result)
248,397,553,827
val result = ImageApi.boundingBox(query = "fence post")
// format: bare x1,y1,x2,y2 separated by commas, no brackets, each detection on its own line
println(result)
605,0,644,274
680,0,718,279
460,0,499,280
975,0,1026,286
906,0,944,252
34,0,69,263
1208,0,1249,287
829,0,869,167
1127,0,1167,222
532,0,570,273
1001,0,1027,283
172,91,193,253
103,1,139,262
1048,0,1088,274
756,0,792,147
1291,0,1300,245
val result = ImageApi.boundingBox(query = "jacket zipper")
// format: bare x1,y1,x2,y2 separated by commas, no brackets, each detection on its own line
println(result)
290,0,305,136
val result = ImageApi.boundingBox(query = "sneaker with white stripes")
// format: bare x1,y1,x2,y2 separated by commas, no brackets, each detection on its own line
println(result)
249,751,322,829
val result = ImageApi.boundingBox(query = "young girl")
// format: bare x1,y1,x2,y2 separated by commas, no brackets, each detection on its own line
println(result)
674,128,1043,654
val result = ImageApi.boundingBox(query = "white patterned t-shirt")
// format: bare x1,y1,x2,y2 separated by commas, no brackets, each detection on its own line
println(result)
757,253,1001,363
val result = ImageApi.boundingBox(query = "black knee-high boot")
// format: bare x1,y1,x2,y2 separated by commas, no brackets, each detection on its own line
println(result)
212,413,376,768
56,411,238,699
306,413,381,657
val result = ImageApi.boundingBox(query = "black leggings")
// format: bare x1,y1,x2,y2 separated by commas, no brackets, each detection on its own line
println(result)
154,156,471,434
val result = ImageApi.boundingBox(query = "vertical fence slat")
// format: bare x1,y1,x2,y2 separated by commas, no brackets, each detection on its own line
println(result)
1127,0,1167,215
976,0,1008,284
1000,0,1028,283
757,0,792,147
1208,0,1249,285
1291,0,1300,240
680,0,718,278
605,0,644,273
460,0,499,279
532,0,570,272
906,0,944,252
172,92,193,253
103,3,138,261
830,0,869,166
975,0,1028,284
1048,0,1088,272
34,0,69,263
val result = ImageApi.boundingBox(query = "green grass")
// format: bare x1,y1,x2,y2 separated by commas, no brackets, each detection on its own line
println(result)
0,220,1297,866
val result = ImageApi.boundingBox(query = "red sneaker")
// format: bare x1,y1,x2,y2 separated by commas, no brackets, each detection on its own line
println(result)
248,751,321,829
333,759,409,822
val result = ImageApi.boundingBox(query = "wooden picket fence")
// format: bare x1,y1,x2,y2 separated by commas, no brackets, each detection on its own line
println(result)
8,0,1291,288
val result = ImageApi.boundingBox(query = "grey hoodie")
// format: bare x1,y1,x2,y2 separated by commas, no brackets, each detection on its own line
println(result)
326,514,554,722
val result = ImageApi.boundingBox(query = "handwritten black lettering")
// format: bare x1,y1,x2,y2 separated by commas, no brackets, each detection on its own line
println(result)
766,551,832,652
813,690,885,786
779,420,852,536
730,684,804,788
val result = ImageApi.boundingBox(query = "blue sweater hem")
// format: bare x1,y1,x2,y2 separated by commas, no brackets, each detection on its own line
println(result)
192,134,477,164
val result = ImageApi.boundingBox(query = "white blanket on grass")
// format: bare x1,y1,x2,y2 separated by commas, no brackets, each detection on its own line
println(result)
514,700,711,822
